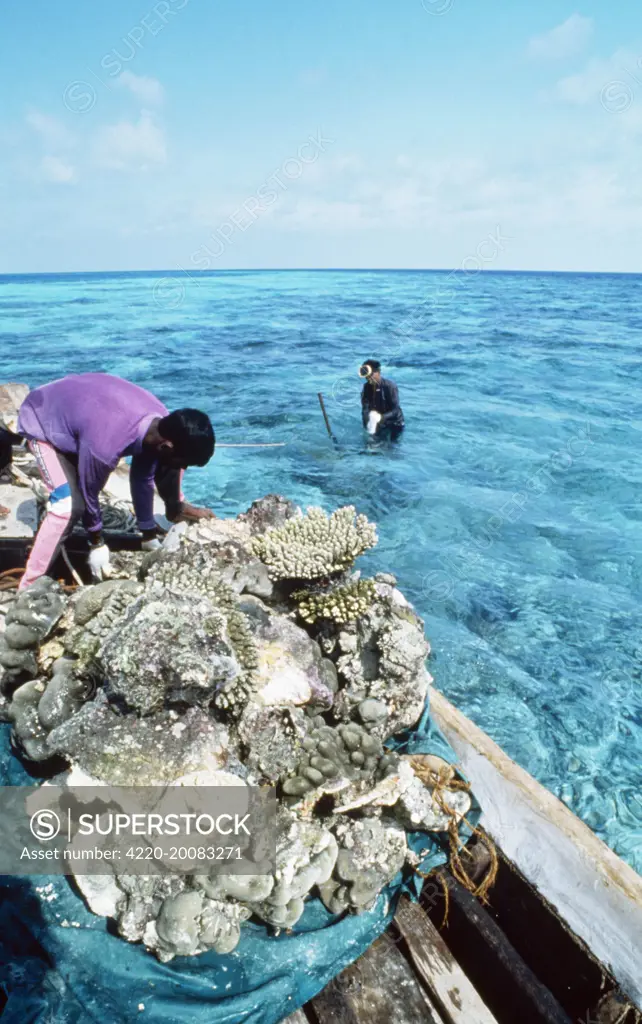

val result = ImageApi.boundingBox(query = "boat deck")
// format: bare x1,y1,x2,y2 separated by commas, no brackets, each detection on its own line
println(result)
287,857,639,1024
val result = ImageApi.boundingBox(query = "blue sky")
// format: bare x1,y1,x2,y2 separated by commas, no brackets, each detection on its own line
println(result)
1,0,641,272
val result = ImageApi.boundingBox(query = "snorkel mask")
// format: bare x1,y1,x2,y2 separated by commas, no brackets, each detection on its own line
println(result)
358,363,373,379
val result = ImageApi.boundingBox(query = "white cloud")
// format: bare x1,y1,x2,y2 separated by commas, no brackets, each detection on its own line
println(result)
11,84,642,272
26,110,73,148
276,137,642,239
528,14,594,60
41,156,75,183
117,72,164,105
92,112,166,170
553,49,641,104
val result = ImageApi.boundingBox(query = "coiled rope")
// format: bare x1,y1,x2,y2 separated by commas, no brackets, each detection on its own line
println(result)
408,755,499,920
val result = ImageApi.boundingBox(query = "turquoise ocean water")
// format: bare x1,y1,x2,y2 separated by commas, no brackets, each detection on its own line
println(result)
1,269,640,873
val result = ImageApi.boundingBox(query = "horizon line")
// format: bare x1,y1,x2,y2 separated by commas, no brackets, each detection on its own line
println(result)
1,267,642,278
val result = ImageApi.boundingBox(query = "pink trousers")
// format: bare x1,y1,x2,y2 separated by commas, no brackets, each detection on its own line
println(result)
19,448,186,589
19,441,76,590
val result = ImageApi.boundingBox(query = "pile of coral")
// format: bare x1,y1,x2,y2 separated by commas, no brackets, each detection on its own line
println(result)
0,495,470,962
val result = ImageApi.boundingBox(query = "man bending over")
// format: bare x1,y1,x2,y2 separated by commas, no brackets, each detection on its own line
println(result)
17,372,215,589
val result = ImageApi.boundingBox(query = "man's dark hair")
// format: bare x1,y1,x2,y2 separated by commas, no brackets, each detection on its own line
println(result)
158,409,215,466
364,359,381,372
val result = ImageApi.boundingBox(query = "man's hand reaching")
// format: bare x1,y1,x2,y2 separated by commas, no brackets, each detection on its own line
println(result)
175,502,216,522
88,543,111,581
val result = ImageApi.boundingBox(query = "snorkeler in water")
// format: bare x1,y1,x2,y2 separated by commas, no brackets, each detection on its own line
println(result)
359,360,404,439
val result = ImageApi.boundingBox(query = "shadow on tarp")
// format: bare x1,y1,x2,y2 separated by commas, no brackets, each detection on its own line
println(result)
0,699,480,1024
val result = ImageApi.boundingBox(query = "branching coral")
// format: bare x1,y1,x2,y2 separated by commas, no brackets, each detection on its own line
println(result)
250,505,377,581
294,578,377,624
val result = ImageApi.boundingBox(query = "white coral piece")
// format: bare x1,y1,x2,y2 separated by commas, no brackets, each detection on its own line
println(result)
250,506,377,581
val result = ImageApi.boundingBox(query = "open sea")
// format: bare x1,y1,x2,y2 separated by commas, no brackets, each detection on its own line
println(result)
1,268,641,873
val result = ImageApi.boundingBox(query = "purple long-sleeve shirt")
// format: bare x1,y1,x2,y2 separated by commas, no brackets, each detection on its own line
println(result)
18,373,169,533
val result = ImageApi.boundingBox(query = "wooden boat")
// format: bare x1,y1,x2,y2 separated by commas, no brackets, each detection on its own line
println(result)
282,691,642,1024
1,471,641,1024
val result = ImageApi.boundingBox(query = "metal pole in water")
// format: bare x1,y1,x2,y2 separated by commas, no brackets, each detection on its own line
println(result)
318,392,338,445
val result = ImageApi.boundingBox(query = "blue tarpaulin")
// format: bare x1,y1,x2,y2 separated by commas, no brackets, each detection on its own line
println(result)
0,699,478,1024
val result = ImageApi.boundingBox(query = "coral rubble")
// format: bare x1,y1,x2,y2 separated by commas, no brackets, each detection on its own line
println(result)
0,495,469,961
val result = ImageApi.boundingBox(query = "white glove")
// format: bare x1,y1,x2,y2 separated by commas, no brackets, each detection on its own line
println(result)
141,538,162,552
87,543,111,581
367,410,382,435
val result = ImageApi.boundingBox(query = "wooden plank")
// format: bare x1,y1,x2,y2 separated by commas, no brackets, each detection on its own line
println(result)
424,873,573,1024
310,932,444,1023
394,896,499,1024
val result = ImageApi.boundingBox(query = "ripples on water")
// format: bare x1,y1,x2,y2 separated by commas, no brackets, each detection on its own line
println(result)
1,268,641,872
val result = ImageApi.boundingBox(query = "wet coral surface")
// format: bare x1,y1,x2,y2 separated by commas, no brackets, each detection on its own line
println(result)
0,497,468,962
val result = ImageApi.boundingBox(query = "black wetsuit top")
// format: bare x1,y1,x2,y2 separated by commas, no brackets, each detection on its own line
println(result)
361,377,404,430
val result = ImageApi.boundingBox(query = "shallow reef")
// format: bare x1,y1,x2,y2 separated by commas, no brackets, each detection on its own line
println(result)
0,495,471,962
